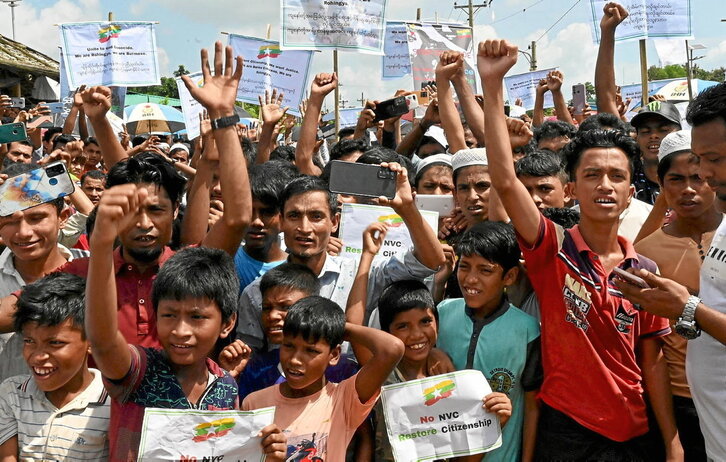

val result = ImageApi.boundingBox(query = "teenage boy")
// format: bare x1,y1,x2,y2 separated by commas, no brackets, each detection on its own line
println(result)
478,38,678,460
514,151,570,210
634,130,719,461
234,162,296,292
436,222,541,462
242,295,404,461
0,273,109,461
238,167,445,351
79,169,106,206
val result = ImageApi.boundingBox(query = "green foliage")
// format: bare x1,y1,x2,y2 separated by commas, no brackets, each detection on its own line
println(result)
694,66,726,83
648,64,687,80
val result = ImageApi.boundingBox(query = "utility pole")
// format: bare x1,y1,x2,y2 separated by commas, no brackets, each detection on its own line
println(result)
454,0,493,28
358,92,366,107
530,41,537,71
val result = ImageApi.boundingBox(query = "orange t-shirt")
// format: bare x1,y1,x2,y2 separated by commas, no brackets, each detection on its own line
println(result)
242,374,378,461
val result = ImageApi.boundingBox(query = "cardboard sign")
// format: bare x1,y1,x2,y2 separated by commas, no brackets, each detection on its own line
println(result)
280,0,388,54
138,407,275,461
589,0,693,43
503,68,557,111
59,22,160,87
381,370,502,461
338,203,438,260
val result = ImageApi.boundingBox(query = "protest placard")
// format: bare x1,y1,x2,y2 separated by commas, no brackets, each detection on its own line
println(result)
138,407,275,461
589,0,693,43
228,34,313,116
619,78,680,118
383,21,411,79
280,0,388,54
338,203,438,260
59,22,160,87
323,107,362,128
407,23,477,93
382,370,502,461
176,72,205,140
503,68,556,111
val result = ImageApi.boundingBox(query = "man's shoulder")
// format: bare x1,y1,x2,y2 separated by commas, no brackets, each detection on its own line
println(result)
0,374,30,397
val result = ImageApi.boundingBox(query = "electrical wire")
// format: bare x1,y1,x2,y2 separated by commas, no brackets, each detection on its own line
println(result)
490,0,545,25
535,0,582,42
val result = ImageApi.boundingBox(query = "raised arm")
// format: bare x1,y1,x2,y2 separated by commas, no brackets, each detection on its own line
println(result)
435,51,468,153
347,322,404,403
62,86,85,135
532,79,548,128
182,42,252,255
451,71,485,145
256,89,289,165
86,184,145,379
377,162,445,270
396,102,440,158
595,2,629,117
479,39,541,246
547,70,575,125
295,74,336,176
80,86,129,168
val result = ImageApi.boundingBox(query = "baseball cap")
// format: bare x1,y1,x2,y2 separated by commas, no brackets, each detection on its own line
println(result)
630,101,682,129
658,130,691,163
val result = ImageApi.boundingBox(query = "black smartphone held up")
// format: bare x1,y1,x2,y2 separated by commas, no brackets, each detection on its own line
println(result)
373,94,419,121
328,160,397,200
0,122,28,144
572,84,586,115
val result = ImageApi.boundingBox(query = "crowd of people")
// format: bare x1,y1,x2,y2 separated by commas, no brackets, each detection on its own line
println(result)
0,1,726,461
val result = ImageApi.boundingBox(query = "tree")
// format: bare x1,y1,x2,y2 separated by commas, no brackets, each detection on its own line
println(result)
173,65,190,78
648,64,687,81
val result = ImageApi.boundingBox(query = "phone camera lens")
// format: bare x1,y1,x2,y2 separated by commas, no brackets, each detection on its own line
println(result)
46,165,64,177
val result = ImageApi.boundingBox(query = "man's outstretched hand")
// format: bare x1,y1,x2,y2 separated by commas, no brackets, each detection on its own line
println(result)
182,41,243,119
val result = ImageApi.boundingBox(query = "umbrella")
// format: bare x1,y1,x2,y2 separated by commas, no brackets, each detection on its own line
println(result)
655,79,719,102
124,103,186,135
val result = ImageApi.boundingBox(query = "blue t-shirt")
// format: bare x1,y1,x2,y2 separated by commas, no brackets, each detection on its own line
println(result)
237,348,360,400
233,246,285,292
436,297,542,462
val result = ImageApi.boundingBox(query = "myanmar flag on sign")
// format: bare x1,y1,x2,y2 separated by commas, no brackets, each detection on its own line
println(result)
423,379,456,406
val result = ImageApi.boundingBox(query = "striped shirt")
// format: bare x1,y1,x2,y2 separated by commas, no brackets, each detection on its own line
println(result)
0,368,110,461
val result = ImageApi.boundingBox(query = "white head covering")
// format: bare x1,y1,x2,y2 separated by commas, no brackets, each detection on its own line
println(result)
657,130,691,163
451,148,488,171
415,153,453,176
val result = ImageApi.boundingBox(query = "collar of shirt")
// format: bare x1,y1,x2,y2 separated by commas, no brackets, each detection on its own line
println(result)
114,246,176,276
23,368,108,411
286,252,344,278
568,224,639,265
464,294,511,327
1,244,77,283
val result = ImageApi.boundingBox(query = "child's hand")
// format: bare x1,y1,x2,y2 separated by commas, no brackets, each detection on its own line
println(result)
327,236,343,256
426,348,456,376
218,339,252,378
258,424,287,461
362,222,389,256
483,392,512,428
434,244,456,286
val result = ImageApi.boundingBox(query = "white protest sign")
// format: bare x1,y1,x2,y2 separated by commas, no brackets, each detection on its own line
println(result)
589,0,693,43
323,107,362,128
176,72,205,140
619,78,680,119
228,34,313,117
59,22,160,87
138,407,275,461
383,21,411,79
382,370,502,461
280,0,388,54
503,68,556,111
338,203,438,260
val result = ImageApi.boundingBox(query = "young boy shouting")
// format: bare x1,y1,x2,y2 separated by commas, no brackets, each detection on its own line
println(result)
0,273,109,460
242,295,404,461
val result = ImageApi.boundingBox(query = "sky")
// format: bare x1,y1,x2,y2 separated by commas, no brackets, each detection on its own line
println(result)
2,0,725,105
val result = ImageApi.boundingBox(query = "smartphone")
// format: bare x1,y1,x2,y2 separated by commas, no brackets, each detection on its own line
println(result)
414,90,430,106
9,97,25,109
328,160,397,200
46,102,66,114
612,267,649,289
27,115,54,130
0,123,28,144
0,162,75,217
373,94,419,121
572,84,586,116
415,194,455,217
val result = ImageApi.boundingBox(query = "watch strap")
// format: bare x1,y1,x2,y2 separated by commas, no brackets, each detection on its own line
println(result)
681,295,701,322
210,114,240,131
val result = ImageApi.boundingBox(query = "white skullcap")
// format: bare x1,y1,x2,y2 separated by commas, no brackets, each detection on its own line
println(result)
658,130,691,163
424,125,448,152
170,143,190,154
451,148,488,171
416,153,453,176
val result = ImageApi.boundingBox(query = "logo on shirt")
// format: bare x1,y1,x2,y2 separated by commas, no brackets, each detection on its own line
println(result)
563,274,593,331
488,368,515,395
423,379,456,406
192,417,236,442
615,305,636,335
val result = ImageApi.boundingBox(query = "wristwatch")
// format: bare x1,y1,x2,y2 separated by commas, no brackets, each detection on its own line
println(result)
674,295,701,340
210,114,240,131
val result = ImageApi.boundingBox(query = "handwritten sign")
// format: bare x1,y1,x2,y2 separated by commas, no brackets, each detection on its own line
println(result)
381,370,502,461
138,407,275,461
59,22,160,87
589,0,693,43
503,68,556,111
280,0,388,54
228,34,313,117
338,203,438,260
383,21,411,79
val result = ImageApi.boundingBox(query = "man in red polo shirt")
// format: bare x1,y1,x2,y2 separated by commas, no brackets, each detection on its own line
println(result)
475,39,680,460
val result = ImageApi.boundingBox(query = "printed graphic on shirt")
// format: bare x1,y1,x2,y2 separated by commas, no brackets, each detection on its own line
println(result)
614,305,636,335
488,368,515,395
704,238,726,282
286,431,328,461
423,379,456,406
563,273,593,331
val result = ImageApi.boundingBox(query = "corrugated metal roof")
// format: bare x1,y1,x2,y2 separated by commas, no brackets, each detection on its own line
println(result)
0,34,59,78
